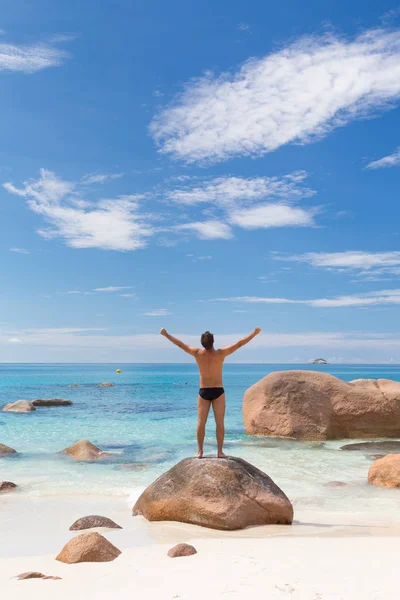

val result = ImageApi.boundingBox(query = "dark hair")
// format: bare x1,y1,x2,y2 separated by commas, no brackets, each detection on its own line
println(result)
201,331,214,350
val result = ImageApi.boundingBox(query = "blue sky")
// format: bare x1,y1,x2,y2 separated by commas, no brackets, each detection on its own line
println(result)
1,0,400,362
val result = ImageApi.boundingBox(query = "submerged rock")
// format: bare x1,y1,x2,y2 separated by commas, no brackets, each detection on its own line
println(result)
17,572,61,580
133,456,293,530
56,532,121,564
32,398,72,407
61,440,109,460
340,441,400,454
368,454,400,488
243,371,400,440
2,400,36,413
69,515,122,531
0,481,17,494
98,382,114,388
0,443,17,456
167,543,197,558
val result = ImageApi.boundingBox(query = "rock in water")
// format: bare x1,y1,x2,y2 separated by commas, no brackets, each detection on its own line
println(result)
69,515,122,531
98,382,114,387
32,399,72,407
340,441,400,454
62,440,109,460
2,400,36,412
243,371,400,440
368,454,400,488
168,543,197,558
133,456,293,530
0,443,17,456
0,481,17,494
56,532,121,564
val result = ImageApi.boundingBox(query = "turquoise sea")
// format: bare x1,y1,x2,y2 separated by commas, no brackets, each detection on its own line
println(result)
1,363,400,527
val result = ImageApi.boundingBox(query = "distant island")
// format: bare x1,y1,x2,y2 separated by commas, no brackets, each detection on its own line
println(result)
308,358,328,364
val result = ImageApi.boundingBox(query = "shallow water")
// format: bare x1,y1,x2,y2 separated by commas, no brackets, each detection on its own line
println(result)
1,363,400,526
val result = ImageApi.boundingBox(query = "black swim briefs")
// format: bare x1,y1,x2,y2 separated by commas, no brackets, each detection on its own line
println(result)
199,387,225,401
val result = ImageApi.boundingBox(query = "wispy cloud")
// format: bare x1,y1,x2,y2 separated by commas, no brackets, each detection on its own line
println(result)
120,293,137,298
175,221,233,240
4,169,154,251
237,23,251,32
366,147,400,169
142,308,171,316
151,27,400,163
229,204,316,229
275,250,400,278
0,41,68,73
214,289,400,308
81,172,124,185
10,247,30,254
186,254,212,261
94,286,133,292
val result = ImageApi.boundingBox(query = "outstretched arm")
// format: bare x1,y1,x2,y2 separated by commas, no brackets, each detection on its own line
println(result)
220,327,261,357
160,328,199,356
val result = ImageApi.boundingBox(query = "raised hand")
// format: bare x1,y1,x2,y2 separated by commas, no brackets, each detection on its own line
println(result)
254,327,261,335
160,328,167,336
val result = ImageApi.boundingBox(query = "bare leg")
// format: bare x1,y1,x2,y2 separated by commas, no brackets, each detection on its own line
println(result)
197,396,211,458
212,393,227,458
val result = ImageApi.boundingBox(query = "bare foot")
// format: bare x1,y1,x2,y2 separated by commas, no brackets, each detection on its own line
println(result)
196,451,203,459
217,452,227,458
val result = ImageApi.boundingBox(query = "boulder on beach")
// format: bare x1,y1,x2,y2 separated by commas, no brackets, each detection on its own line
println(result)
340,441,400,454
17,572,61,580
368,454,400,488
98,382,114,387
32,398,72,407
0,443,17,456
0,481,17,494
62,440,109,460
69,515,122,531
243,371,400,440
2,400,36,413
56,532,121,564
168,543,197,558
133,456,293,530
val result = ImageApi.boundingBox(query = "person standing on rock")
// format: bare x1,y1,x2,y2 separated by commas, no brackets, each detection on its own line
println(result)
160,327,262,458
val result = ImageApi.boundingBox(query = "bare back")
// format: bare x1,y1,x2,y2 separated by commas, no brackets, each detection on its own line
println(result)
194,349,225,387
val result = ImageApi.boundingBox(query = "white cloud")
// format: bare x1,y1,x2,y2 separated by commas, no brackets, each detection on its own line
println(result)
81,172,124,185
0,42,68,73
142,309,171,316
276,250,400,277
166,171,315,206
94,286,133,292
175,220,233,240
366,147,400,169
120,293,137,298
237,23,251,32
4,169,154,251
229,204,316,229
151,27,400,163
8,337,22,343
215,289,400,308
10,247,30,254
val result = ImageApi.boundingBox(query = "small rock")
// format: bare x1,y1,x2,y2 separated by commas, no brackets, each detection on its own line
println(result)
367,454,385,461
17,572,61,580
69,515,122,531
117,463,149,471
323,481,348,488
341,441,400,454
56,532,121,564
61,439,109,460
0,481,17,494
0,443,17,456
98,382,114,387
68,384,80,388
32,399,72,407
168,543,197,558
368,454,400,488
2,400,36,413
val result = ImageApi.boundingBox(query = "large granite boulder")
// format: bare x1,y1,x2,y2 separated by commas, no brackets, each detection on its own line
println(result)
61,440,109,460
368,454,400,488
0,444,17,456
56,532,121,564
243,371,400,440
0,481,17,494
133,456,293,530
2,400,35,412
69,515,122,531
32,399,72,407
